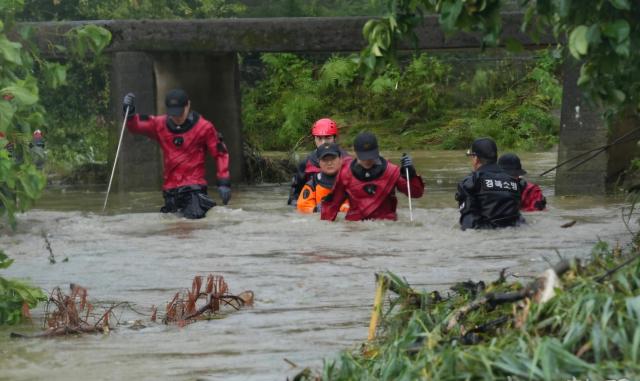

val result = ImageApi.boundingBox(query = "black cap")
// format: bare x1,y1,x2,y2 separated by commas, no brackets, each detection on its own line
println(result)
165,89,189,117
467,138,497,161
353,132,379,161
498,153,527,177
316,143,341,159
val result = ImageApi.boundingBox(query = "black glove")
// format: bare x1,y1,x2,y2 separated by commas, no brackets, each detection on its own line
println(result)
122,93,136,116
217,179,231,205
218,186,231,205
400,153,417,178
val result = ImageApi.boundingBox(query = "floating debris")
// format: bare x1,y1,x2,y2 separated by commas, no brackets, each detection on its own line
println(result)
11,275,253,338
159,274,253,326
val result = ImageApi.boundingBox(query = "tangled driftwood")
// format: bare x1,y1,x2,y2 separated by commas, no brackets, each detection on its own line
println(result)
156,274,253,326
11,284,115,338
11,274,254,338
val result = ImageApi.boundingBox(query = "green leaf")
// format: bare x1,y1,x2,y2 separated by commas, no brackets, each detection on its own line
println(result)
568,25,589,59
558,0,571,17
0,85,38,106
440,0,464,31
0,35,22,65
0,100,15,133
602,20,630,43
586,24,601,45
0,252,14,269
609,0,630,10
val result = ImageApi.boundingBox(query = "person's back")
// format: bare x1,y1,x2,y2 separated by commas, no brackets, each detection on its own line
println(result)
456,138,522,230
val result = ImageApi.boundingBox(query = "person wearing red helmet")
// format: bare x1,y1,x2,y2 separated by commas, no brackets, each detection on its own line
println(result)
287,118,349,206
122,89,231,219
321,132,424,221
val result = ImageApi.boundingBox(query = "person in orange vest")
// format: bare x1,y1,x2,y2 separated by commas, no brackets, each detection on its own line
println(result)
321,132,424,221
287,118,349,206
297,143,349,214
498,153,546,212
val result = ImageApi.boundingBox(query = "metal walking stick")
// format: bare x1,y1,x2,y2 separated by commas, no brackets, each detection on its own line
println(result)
103,106,129,212
406,167,413,222
404,153,413,222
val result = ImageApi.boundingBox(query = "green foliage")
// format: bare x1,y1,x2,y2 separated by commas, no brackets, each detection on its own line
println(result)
362,0,640,115
0,250,46,325
309,244,640,380
0,2,110,227
243,50,560,152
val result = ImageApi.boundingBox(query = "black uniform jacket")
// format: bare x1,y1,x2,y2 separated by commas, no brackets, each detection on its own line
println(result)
455,163,522,230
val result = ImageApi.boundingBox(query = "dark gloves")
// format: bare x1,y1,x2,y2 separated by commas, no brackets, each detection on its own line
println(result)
217,179,231,205
218,186,231,205
400,153,417,178
122,93,136,116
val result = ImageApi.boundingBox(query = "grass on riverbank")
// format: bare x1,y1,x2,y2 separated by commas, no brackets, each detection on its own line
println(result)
296,238,640,380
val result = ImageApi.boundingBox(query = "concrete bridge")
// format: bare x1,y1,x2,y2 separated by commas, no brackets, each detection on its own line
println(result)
28,15,639,194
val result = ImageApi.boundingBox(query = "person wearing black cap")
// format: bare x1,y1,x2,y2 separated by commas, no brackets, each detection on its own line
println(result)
287,118,350,206
455,138,522,230
321,132,424,221
297,142,349,214
498,153,546,212
122,89,231,219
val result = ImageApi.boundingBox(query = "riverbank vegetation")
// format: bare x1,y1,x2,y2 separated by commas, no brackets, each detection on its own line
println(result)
242,50,561,153
295,239,640,380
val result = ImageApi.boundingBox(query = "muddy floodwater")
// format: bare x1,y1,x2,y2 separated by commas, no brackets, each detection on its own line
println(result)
0,150,634,380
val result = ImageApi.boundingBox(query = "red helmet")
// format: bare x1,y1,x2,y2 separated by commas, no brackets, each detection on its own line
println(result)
311,118,338,137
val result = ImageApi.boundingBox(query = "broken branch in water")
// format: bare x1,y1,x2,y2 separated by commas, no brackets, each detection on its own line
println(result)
445,259,573,332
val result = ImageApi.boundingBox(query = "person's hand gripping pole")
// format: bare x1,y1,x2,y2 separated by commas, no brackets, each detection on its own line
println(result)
401,153,415,222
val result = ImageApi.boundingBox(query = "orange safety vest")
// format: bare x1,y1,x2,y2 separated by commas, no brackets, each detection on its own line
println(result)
297,173,349,214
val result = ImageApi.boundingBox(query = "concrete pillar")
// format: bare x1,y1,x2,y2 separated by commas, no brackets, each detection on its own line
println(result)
556,58,640,194
110,52,162,192
153,52,245,184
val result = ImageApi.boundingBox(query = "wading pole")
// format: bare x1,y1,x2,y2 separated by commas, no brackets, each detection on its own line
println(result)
404,153,413,222
103,106,129,212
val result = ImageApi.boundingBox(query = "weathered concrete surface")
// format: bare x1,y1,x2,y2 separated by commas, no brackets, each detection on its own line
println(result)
153,53,244,184
556,58,640,194
110,52,162,192
25,13,553,54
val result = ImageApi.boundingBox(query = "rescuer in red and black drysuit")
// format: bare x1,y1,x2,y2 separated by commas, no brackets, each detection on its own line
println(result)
287,118,349,206
456,138,522,230
122,89,231,219
321,132,424,221
498,153,546,212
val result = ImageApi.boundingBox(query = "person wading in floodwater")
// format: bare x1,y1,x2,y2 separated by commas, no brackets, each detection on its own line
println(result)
287,118,349,206
498,153,547,212
321,132,424,221
122,89,231,219
297,142,349,214
456,138,522,230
